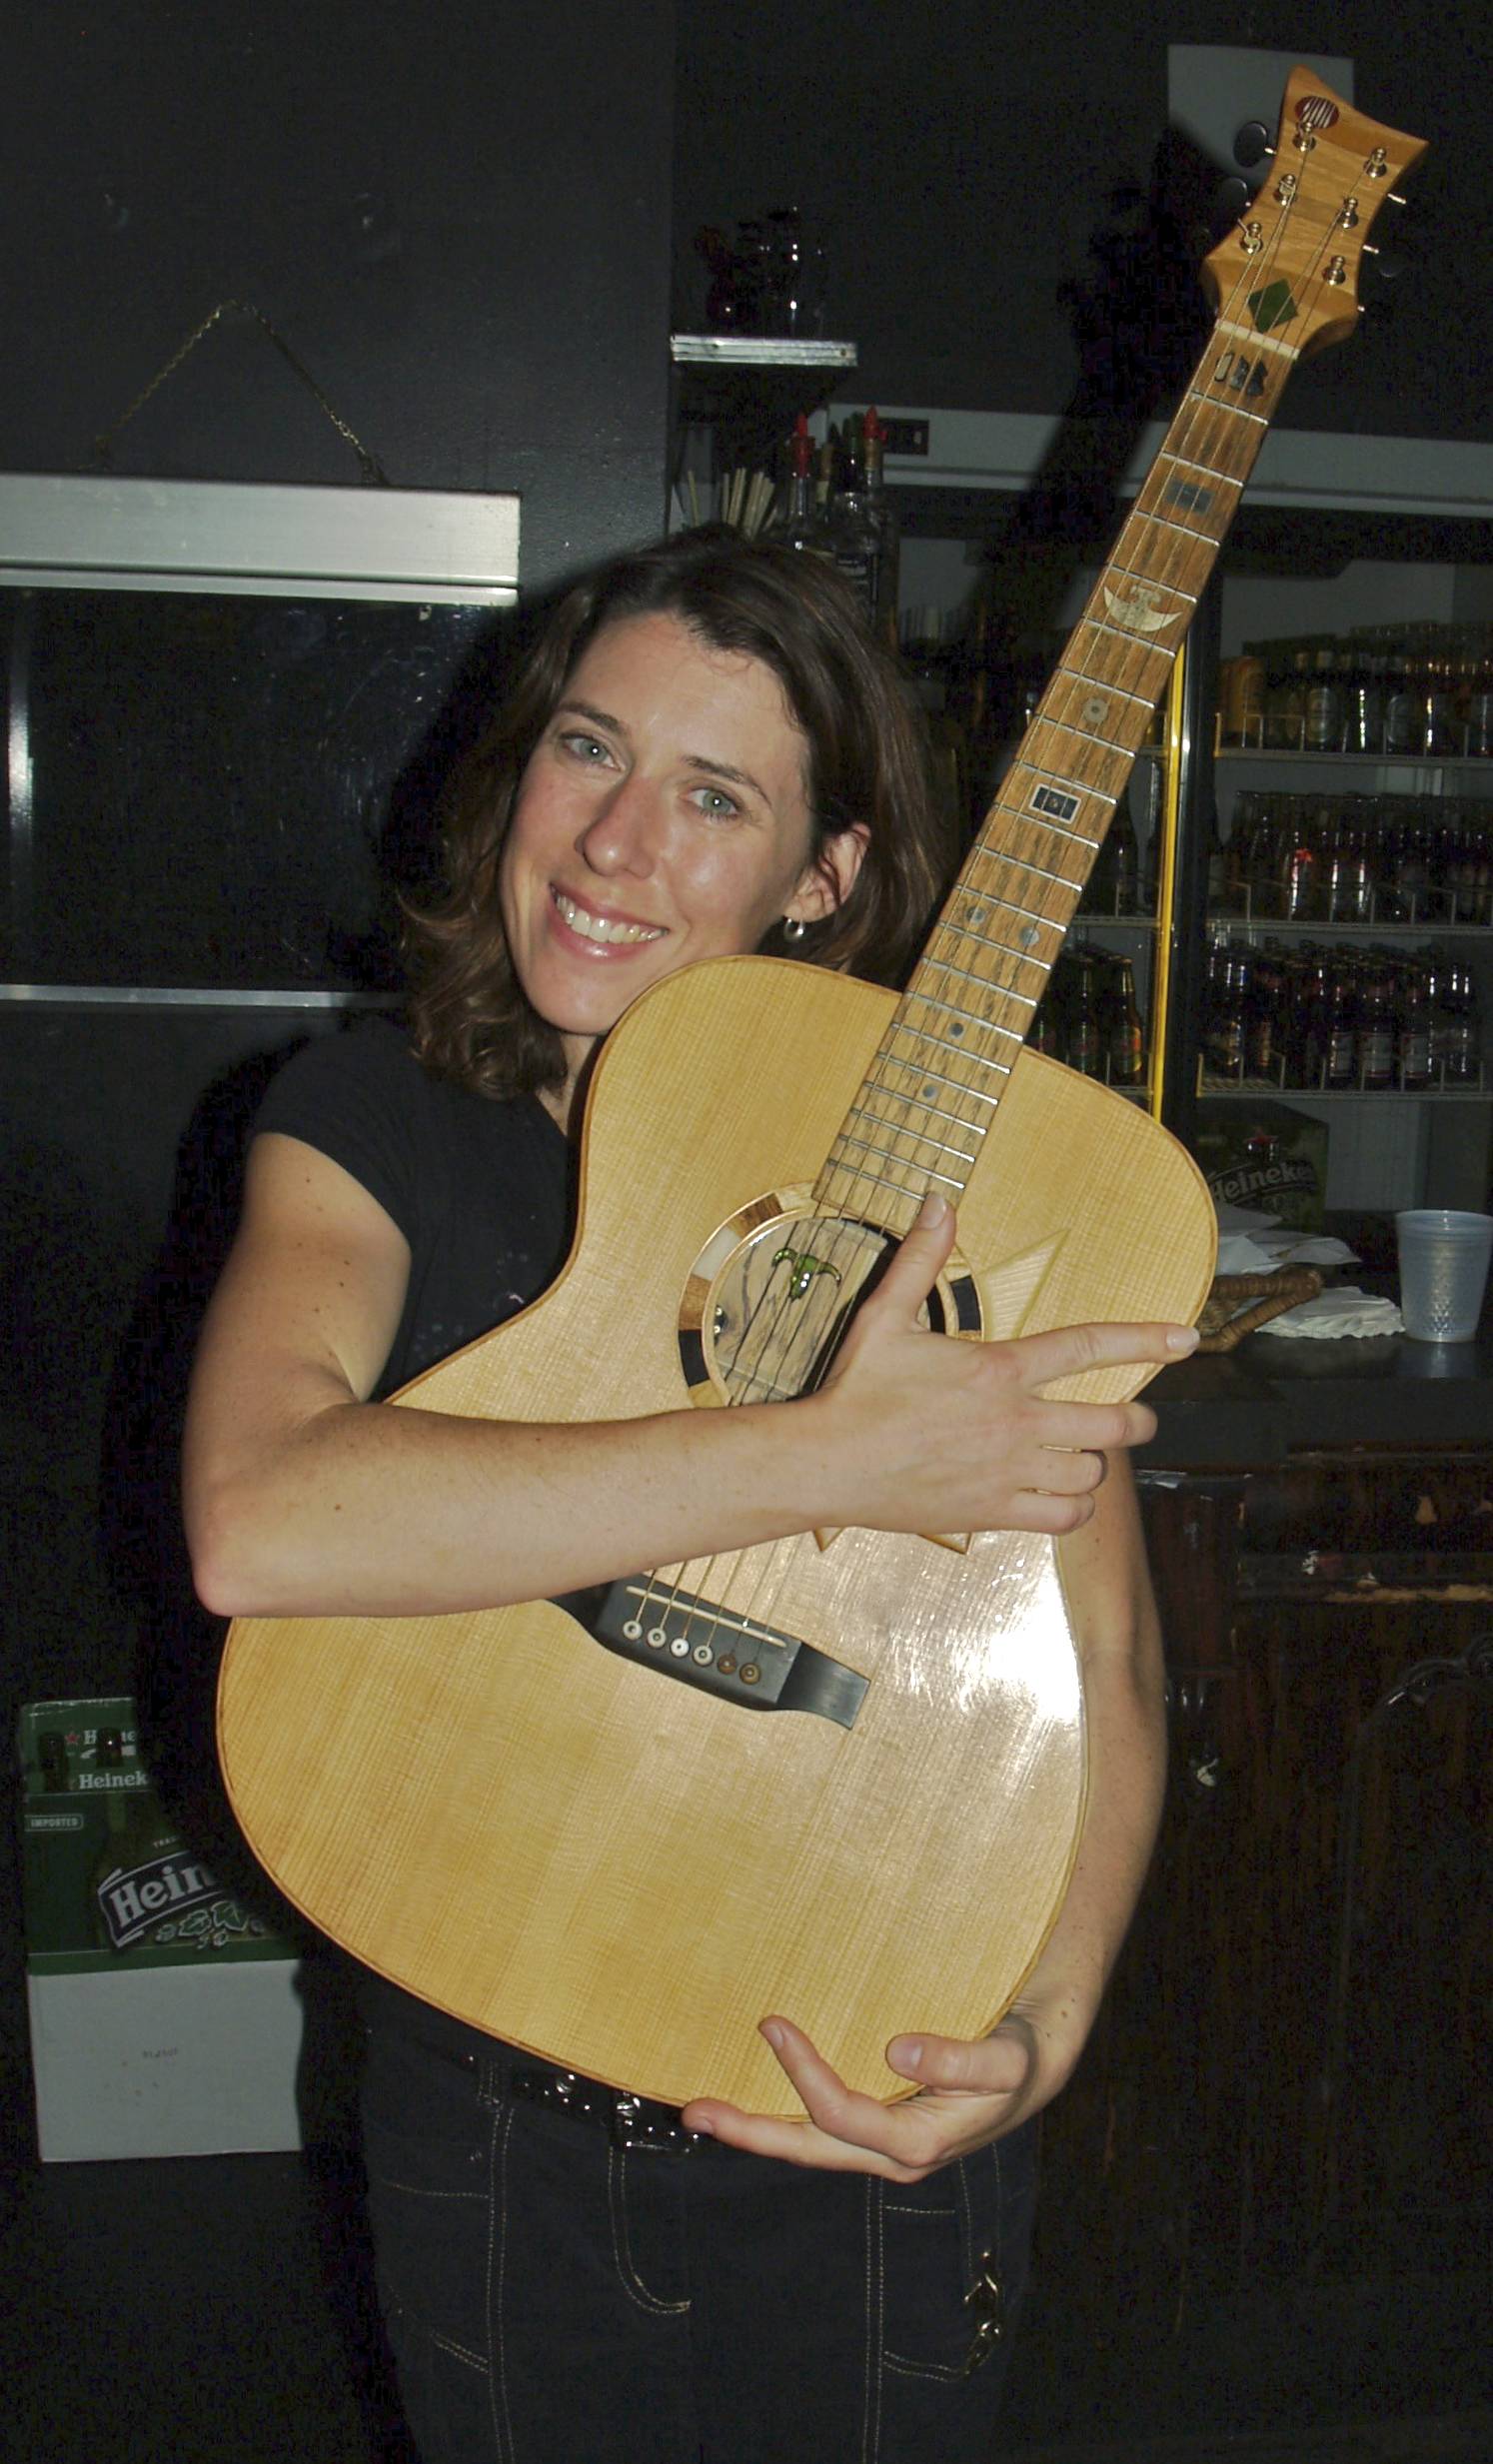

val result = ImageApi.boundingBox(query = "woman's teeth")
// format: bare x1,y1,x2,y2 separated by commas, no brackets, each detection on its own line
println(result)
554,892,664,946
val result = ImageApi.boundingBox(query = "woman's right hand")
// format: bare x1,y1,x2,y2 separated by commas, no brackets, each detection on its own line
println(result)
805,1191,1198,1540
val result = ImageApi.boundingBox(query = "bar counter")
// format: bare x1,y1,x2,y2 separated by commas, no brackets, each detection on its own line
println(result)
1035,1224,1491,2323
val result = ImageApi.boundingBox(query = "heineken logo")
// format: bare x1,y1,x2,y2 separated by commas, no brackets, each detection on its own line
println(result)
97,1848,222,1950
1207,1157,1318,1209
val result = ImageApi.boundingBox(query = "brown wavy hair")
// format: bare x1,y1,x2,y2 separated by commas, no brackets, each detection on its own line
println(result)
404,526,953,1101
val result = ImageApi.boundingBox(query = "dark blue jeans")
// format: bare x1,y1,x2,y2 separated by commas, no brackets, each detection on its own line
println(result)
359,2004,1037,2464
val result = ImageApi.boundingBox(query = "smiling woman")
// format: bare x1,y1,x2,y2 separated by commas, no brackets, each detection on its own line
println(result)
496,611,866,1119
401,524,949,1118
184,524,1194,2464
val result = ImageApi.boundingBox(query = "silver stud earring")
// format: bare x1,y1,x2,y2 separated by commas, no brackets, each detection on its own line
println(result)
782,914,806,941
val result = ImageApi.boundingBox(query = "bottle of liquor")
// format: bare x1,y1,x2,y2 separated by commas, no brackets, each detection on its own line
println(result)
860,406,901,648
765,414,822,555
823,416,881,625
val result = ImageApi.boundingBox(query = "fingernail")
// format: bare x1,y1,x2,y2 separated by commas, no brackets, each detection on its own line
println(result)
689,2115,716,2138
1166,1325,1200,1353
916,1192,948,1228
760,2019,784,2052
892,2036,924,2073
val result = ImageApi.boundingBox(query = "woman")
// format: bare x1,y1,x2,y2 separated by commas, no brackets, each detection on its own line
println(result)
184,529,1196,2463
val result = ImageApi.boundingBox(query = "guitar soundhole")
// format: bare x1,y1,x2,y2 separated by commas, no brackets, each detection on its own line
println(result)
678,1198,981,1410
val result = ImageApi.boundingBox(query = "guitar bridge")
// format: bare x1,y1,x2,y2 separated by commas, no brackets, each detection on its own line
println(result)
591,1582,867,1730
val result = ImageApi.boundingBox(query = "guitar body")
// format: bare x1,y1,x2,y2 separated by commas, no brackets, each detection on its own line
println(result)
220,953,1215,2110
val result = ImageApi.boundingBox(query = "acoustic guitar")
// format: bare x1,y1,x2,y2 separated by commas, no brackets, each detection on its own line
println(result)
218,71,1425,2111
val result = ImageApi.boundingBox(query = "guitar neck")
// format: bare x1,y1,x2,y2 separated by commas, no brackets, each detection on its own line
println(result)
814,68,1427,1236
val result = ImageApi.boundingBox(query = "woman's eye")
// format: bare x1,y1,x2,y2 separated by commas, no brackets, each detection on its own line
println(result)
692,785,741,819
559,730,612,763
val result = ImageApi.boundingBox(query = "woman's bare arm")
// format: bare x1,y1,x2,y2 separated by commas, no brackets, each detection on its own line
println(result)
184,1133,1194,1619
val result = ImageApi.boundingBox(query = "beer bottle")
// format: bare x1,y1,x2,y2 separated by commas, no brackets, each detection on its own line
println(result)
1342,635,1385,756
1382,635,1417,754
1304,640,1345,752
1246,942,1285,1080
1357,961,1396,1090
1436,961,1481,1086
1066,950,1101,1076
1323,955,1359,1088
1276,795,1320,921
1397,958,1434,1089
1464,627,1493,757
1106,955,1145,1086
1421,627,1458,756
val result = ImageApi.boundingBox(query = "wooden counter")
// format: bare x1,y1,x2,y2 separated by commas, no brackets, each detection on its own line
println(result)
1033,1301,1492,2329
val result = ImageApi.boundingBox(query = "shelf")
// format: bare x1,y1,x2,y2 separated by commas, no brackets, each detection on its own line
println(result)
1199,1078,1489,1102
1210,914,1492,939
671,336,857,368
1215,744,1493,773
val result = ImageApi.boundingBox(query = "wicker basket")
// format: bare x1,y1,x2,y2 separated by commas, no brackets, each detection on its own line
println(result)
1195,1266,1324,1353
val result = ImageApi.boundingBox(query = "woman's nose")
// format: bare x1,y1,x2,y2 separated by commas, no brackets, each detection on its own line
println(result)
577,774,662,875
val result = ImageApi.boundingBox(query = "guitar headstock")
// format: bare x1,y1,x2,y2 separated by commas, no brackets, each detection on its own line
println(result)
1200,67,1427,362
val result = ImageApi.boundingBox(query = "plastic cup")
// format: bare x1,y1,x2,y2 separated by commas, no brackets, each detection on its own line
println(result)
1395,1209,1493,1343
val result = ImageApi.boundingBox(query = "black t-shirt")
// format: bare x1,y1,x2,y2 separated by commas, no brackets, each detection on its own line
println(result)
255,1016,573,1393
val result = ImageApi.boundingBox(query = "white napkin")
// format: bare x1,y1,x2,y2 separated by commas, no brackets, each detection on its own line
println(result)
1254,1286,1404,1338
1214,1232,1359,1276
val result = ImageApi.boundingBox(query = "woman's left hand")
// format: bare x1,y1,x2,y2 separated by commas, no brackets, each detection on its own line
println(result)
680,2005,1068,2182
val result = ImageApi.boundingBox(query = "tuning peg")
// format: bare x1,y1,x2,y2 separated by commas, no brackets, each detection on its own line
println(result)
1212,176,1252,224
1232,121,1273,170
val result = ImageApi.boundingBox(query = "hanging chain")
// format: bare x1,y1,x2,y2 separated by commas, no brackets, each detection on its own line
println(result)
93,299,389,485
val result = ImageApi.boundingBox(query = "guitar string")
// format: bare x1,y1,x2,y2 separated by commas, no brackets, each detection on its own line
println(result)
621,119,1375,1672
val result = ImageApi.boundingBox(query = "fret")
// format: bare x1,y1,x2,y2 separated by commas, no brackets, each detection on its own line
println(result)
1102,558,1200,610
1045,666,1157,716
914,951,1040,1009
868,1051,1003,1108
930,921,1049,985
883,1018,1014,1079
1157,452,1243,492
1007,736,1135,797
1180,387,1271,431
1129,502,1224,548
901,989,1027,1045
852,1083,993,1141
960,844,1086,896
836,1118,978,1171
820,1152,964,1207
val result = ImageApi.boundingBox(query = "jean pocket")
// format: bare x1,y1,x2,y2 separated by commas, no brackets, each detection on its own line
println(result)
880,2127,1037,2382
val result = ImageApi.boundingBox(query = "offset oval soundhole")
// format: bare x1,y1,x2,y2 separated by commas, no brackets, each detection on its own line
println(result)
678,1195,980,1410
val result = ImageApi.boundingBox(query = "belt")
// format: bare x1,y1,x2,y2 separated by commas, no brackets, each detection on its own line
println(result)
508,2064,703,2152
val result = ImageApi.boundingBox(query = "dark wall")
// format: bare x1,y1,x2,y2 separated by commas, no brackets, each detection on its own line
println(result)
0,1,677,2166
675,0,1491,444
5,0,677,589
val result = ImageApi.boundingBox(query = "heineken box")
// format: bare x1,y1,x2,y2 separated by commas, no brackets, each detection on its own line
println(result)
19,1695,305,2161
1191,1099,1329,1232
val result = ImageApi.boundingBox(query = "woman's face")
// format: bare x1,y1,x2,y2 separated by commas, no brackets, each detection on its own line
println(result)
500,611,861,1089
